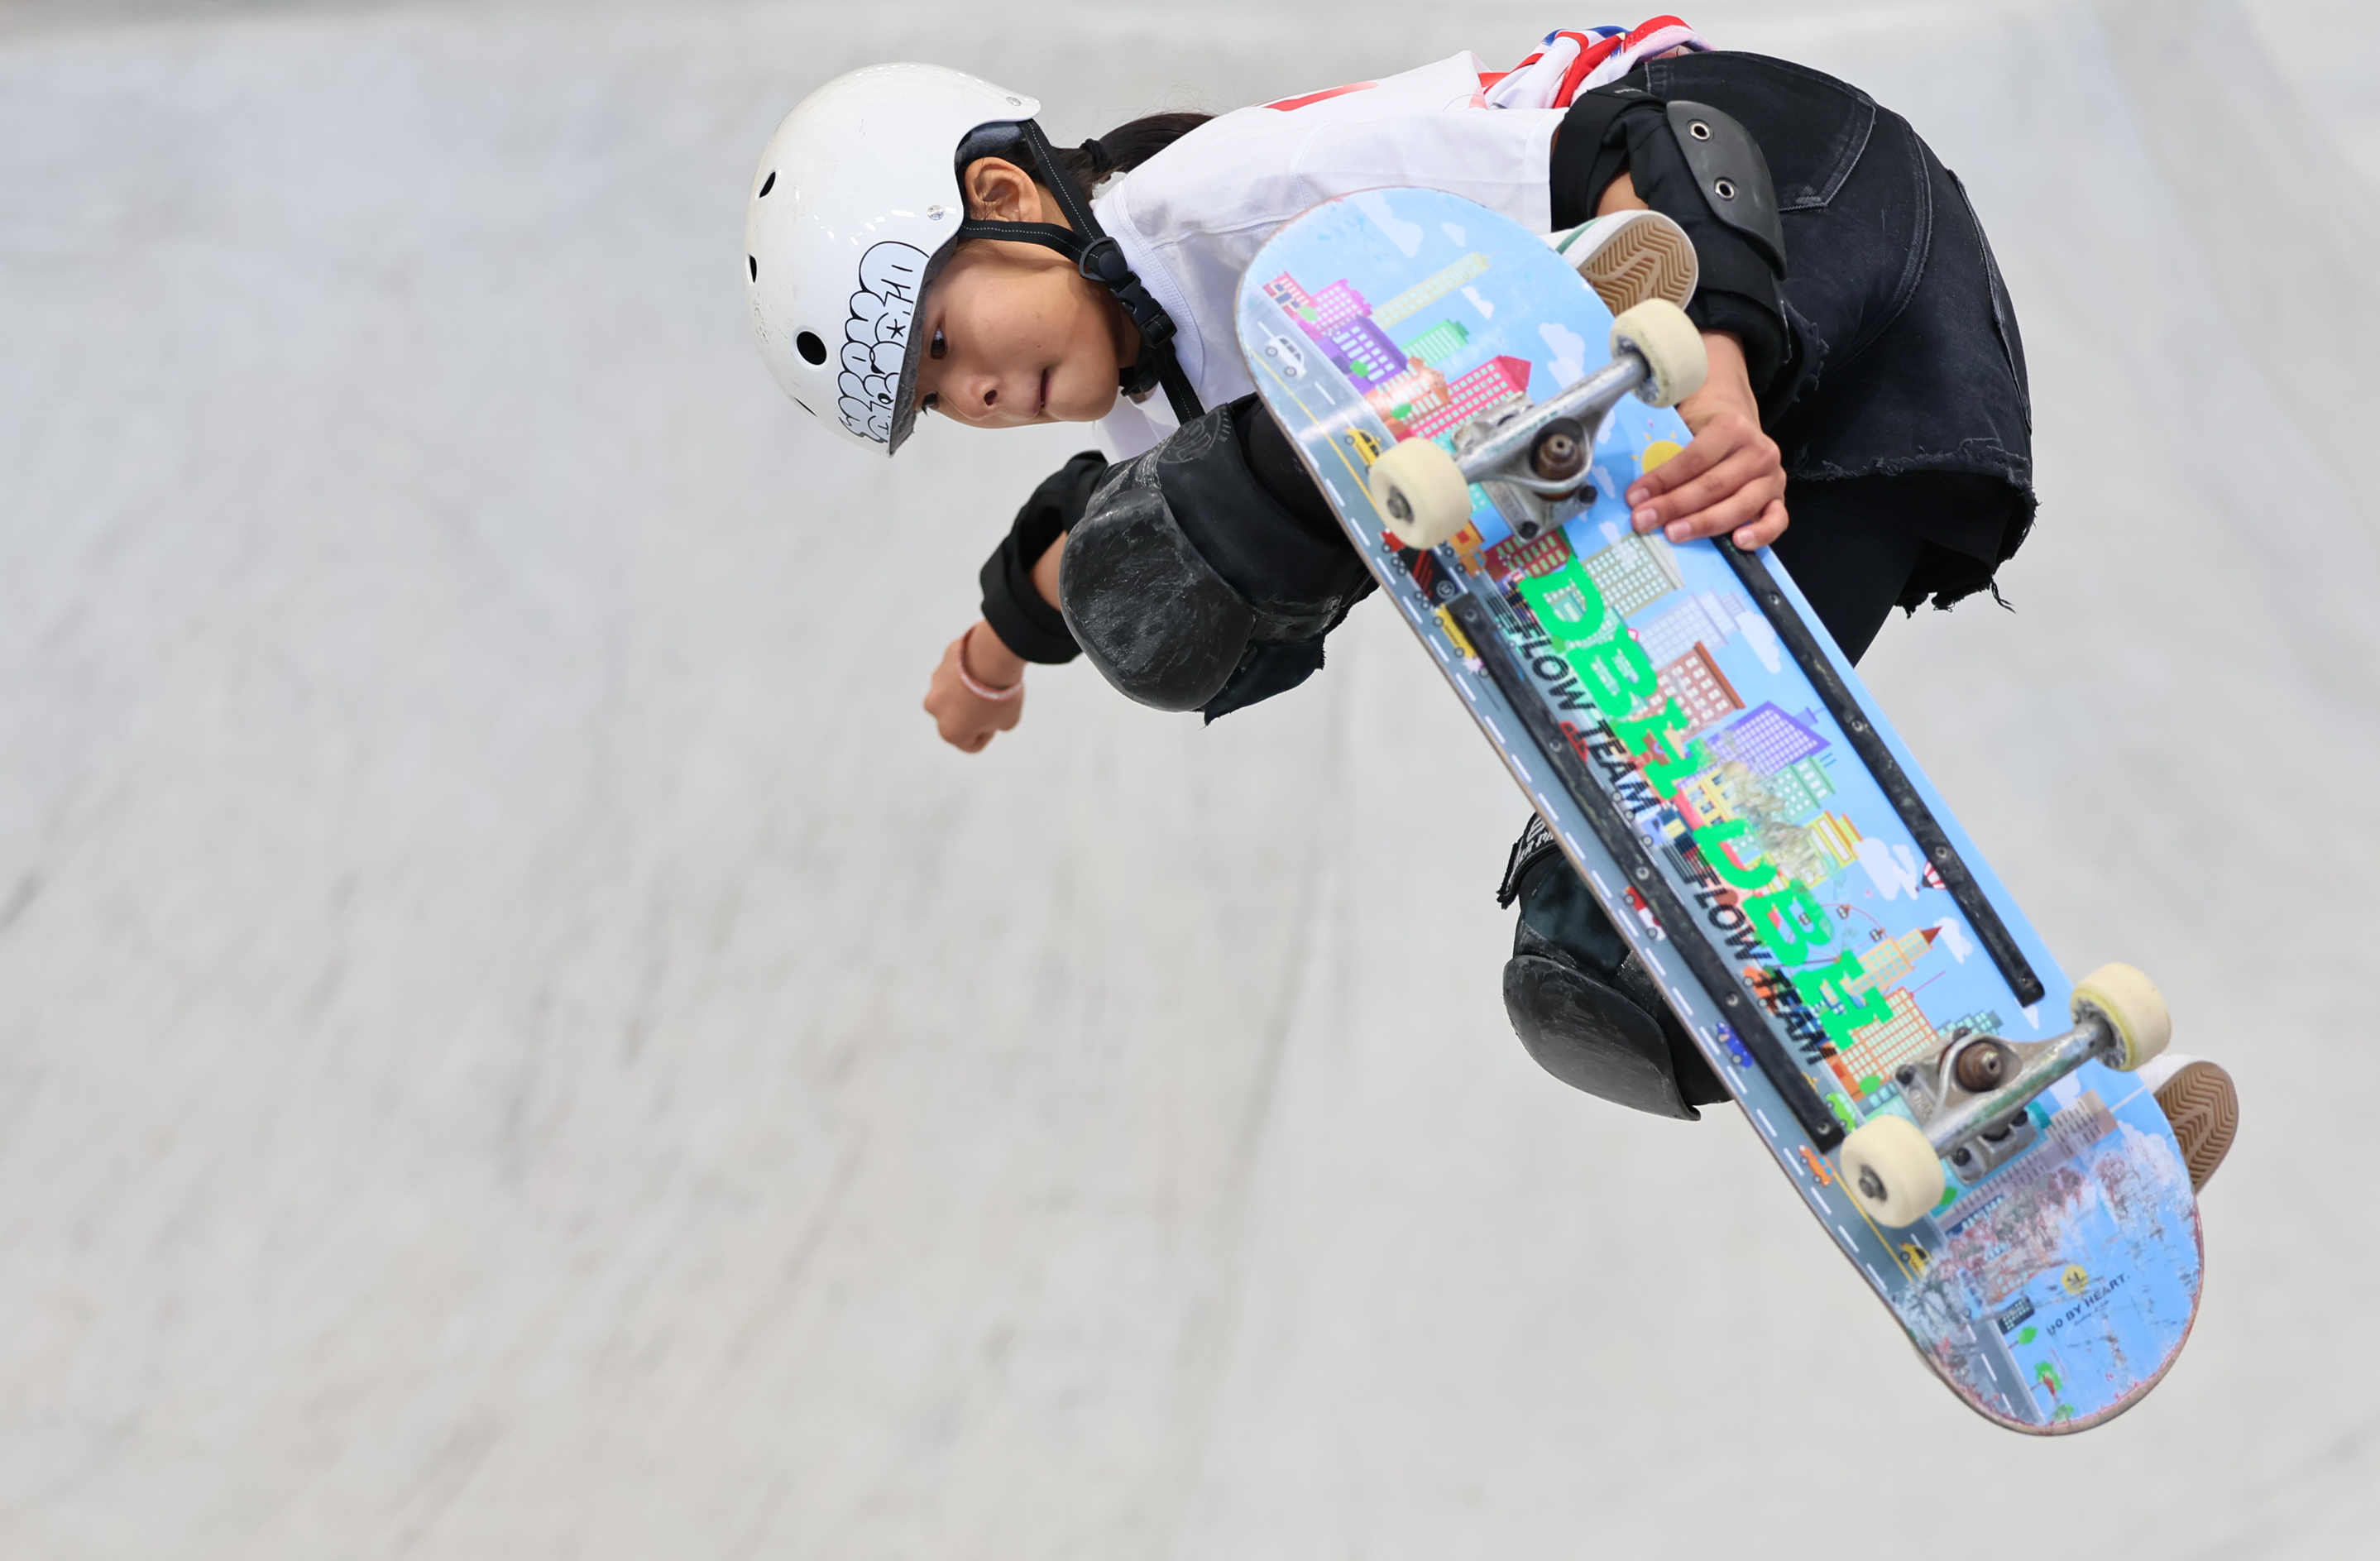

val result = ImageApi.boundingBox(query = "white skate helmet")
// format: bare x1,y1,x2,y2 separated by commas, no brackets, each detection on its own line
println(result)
746,63,1200,456
744,64,1042,456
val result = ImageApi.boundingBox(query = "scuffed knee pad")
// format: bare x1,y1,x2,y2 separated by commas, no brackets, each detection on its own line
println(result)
1059,447,1255,711
1503,953,1701,1120
1612,952,1731,1108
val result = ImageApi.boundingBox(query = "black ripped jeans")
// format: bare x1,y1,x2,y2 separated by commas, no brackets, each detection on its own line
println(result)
1775,469,2025,661
1552,51,2040,620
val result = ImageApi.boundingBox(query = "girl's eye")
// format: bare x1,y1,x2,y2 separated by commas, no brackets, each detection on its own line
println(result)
928,329,947,360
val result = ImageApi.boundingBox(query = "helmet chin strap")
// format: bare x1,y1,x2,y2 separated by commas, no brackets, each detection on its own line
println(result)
954,120,1204,425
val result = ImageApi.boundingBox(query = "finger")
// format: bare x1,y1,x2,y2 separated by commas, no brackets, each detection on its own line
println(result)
1665,485,1779,543
1731,498,1789,551
1641,448,1774,533
1625,432,1726,510
1633,407,1760,487
1632,440,1720,500
1631,437,1779,531
1662,476,1785,543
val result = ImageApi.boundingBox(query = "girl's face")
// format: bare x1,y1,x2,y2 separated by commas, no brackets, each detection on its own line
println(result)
911,160,1137,429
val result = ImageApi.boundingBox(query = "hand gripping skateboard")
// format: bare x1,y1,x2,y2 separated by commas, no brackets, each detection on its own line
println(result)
1234,188,2202,1432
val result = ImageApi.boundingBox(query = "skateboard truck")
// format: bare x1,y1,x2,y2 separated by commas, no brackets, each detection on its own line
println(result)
1367,300,1708,551
1838,964,2172,1228
1452,407,1594,544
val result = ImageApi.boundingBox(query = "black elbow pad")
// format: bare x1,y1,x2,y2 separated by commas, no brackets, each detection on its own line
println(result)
1060,403,1372,716
979,451,1105,664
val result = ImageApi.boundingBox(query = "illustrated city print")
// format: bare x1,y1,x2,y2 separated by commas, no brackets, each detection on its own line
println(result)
1241,190,2196,1426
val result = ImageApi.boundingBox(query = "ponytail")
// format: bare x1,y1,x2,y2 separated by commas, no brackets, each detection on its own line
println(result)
1054,111,1211,192
949,110,1212,237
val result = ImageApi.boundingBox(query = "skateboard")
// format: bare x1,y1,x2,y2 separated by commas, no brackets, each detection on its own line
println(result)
1233,187,2202,1432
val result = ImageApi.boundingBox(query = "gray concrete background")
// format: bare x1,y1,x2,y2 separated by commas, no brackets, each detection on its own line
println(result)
1,0,2374,1554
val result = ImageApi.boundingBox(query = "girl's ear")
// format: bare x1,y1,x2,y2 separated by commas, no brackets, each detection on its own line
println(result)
959,157,1047,223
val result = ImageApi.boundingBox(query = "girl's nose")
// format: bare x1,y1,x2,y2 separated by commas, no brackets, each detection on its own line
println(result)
958,371,1001,417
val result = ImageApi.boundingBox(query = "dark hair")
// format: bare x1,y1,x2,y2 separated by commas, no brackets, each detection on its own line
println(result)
1052,111,1212,192
948,110,1212,238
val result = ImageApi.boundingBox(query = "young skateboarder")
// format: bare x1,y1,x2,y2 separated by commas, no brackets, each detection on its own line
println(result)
743,22,2238,1188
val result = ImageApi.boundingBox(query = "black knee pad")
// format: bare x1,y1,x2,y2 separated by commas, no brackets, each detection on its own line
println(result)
1497,813,1730,1117
1664,100,1784,272
1505,952,1701,1119
1059,439,1255,712
1060,400,1374,716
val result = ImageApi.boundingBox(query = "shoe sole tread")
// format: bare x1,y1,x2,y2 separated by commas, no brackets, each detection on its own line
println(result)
2153,1060,2238,1194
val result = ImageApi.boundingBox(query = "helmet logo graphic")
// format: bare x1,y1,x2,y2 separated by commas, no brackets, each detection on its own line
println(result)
840,242,930,443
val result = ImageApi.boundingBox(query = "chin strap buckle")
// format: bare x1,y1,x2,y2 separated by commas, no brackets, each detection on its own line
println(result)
1077,236,1175,353
1076,234,1130,285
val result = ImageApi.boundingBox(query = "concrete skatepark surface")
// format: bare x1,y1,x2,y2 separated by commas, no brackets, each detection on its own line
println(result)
2,0,2376,1554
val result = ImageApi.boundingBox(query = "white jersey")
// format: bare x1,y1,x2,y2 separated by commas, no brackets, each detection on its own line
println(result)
1089,51,1565,461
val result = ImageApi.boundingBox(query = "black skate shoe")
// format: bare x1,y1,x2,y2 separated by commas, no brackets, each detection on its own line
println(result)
1499,816,1728,1120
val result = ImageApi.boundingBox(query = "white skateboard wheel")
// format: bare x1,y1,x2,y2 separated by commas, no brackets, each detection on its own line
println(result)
1368,438,1473,549
2071,963,2170,1071
1609,299,1707,408
1839,1115,1945,1228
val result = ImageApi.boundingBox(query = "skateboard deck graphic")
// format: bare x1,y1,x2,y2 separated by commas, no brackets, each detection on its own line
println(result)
1234,188,2201,1431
